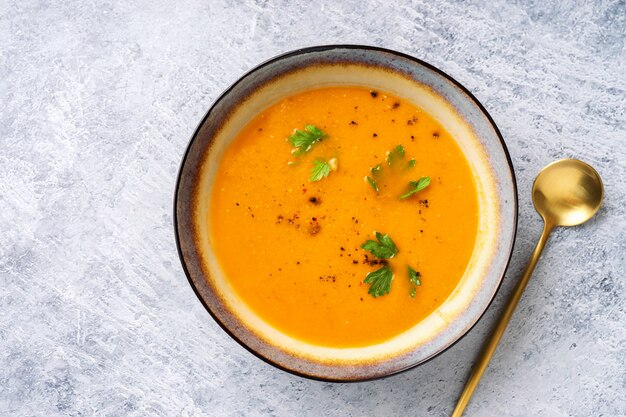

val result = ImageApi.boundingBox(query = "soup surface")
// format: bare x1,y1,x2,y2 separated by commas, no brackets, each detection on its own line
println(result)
208,86,478,348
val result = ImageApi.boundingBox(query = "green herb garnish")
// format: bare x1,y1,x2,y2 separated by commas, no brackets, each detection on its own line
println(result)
408,266,421,297
371,163,383,176
366,164,383,193
309,159,331,182
386,144,405,166
364,265,394,298
361,232,398,259
359,232,424,298
400,177,431,199
366,176,379,192
407,158,416,168
288,125,327,156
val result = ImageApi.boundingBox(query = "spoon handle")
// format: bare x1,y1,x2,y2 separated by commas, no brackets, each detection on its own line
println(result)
451,221,554,417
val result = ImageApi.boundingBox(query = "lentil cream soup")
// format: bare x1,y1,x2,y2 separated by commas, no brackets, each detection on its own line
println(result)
209,86,478,348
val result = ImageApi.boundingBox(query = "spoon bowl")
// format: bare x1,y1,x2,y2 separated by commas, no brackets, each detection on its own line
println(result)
533,159,604,227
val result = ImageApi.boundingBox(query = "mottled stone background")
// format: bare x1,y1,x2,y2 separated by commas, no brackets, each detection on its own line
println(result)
1,0,625,416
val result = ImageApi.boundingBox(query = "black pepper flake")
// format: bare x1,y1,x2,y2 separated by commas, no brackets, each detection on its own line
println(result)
364,256,388,266
352,260,358,264
433,131,440,138
308,196,321,205
235,202,240,206
319,275,336,283
419,199,429,208
373,133,378,138
370,91,378,98
340,247,345,251
392,102,400,109
349,120,358,126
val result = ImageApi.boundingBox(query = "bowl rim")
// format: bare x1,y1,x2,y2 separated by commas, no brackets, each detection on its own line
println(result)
173,44,518,382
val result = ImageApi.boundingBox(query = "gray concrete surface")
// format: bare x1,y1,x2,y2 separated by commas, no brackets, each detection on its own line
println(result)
1,1,625,416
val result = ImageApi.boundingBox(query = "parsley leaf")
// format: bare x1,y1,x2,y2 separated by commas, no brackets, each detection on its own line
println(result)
386,144,405,166
288,125,327,156
366,164,383,193
400,177,431,199
364,265,394,298
361,232,398,259
366,176,379,192
408,266,421,297
407,158,416,168
371,163,383,176
310,159,331,182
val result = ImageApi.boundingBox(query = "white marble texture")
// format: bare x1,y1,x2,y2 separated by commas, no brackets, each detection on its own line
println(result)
1,0,625,416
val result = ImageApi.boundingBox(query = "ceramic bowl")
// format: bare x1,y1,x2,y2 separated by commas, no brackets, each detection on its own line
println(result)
174,45,517,381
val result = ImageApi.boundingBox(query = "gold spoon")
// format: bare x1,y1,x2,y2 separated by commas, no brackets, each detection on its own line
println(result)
451,158,604,417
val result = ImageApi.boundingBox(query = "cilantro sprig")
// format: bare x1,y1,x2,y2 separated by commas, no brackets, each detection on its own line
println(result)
408,266,421,298
400,177,431,199
361,232,398,259
310,159,330,182
366,176,379,192
365,164,383,193
366,145,429,196
364,265,393,298
288,125,327,156
386,144,405,166
309,157,337,182
370,163,383,175
360,232,423,298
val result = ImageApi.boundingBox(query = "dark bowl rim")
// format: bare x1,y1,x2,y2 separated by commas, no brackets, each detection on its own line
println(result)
173,44,519,383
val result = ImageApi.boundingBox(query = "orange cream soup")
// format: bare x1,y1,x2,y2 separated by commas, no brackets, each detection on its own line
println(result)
209,86,478,348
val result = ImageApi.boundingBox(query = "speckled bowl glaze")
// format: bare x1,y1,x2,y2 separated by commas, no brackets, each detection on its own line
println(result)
175,45,517,381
